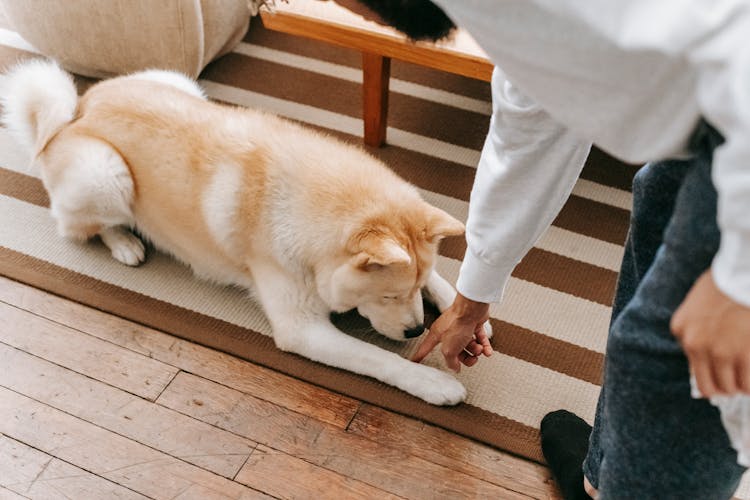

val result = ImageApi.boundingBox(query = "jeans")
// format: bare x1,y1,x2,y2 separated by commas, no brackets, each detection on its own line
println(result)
582,123,747,499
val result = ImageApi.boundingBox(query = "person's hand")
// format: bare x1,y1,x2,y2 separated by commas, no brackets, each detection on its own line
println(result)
671,270,750,396
412,293,493,371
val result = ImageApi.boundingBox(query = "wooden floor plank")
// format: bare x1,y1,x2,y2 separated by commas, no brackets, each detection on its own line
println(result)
236,444,403,499
0,341,257,479
349,403,560,499
0,276,360,429
0,299,177,401
0,276,561,498
159,372,532,499
0,486,27,500
0,435,147,500
0,387,271,500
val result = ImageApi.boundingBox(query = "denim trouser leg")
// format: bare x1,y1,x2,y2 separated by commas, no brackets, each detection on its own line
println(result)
581,129,746,498
583,160,689,488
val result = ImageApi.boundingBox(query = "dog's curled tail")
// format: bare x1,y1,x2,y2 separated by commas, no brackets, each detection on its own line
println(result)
0,59,78,155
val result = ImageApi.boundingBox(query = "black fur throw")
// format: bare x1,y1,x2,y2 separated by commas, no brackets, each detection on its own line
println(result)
355,0,456,41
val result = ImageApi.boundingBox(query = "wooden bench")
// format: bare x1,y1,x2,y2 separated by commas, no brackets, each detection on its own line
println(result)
259,0,492,147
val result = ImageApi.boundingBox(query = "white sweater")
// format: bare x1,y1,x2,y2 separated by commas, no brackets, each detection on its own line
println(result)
431,0,750,307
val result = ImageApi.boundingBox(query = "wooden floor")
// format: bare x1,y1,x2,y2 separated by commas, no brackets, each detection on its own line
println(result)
0,275,561,499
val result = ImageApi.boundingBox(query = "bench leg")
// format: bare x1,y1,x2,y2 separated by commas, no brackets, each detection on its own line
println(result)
362,52,391,147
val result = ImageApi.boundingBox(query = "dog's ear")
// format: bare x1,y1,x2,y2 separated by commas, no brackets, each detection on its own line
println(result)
352,235,411,269
423,205,465,242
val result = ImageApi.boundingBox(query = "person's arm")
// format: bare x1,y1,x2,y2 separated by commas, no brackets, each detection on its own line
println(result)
413,67,592,369
457,68,592,304
671,27,750,396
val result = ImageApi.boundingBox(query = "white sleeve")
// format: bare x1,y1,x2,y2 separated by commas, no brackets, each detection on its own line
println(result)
456,67,592,303
530,0,750,306
697,36,750,307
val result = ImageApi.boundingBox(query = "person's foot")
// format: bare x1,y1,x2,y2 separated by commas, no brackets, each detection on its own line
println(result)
540,410,594,500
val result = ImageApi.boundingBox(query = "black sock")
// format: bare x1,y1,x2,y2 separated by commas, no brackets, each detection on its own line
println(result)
540,410,594,500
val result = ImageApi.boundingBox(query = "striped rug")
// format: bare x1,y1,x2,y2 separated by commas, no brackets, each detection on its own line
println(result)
0,19,638,464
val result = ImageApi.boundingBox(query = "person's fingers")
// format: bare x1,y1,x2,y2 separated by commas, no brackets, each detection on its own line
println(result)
691,355,718,397
481,338,493,357
711,358,738,395
460,351,480,367
411,328,441,363
670,302,686,338
474,324,493,357
465,341,484,357
737,357,750,394
444,348,462,372
474,323,486,337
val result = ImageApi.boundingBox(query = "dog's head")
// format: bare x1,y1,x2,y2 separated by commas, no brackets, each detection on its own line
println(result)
316,202,464,340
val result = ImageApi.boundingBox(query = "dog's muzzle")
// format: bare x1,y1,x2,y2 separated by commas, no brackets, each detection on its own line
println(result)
404,325,425,339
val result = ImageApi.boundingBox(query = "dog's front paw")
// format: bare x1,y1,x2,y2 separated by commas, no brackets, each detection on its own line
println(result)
100,227,145,266
400,364,467,406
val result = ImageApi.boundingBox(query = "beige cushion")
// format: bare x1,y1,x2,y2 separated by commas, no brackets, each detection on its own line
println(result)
1,0,253,78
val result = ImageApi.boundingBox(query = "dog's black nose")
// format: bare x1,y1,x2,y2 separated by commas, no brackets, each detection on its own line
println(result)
404,325,425,339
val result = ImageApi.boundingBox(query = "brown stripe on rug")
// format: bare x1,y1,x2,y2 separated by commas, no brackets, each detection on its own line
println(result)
513,249,618,306
583,147,641,192
554,196,630,245
0,245,546,462
382,147,631,244
0,168,49,207
441,236,618,306
489,319,605,386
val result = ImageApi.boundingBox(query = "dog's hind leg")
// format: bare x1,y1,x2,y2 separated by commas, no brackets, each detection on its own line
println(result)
44,135,145,266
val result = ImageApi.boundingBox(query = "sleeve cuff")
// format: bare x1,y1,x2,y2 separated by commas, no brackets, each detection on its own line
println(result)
456,249,515,304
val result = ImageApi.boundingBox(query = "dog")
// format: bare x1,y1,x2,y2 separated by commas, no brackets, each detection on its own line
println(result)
0,59,491,405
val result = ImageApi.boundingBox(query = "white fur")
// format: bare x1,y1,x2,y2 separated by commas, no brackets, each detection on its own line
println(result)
100,226,145,266
0,59,77,156
43,137,142,265
196,163,257,288
0,59,143,266
127,69,206,99
202,163,242,253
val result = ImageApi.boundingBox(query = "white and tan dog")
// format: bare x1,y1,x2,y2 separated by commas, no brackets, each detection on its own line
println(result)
0,60,489,405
